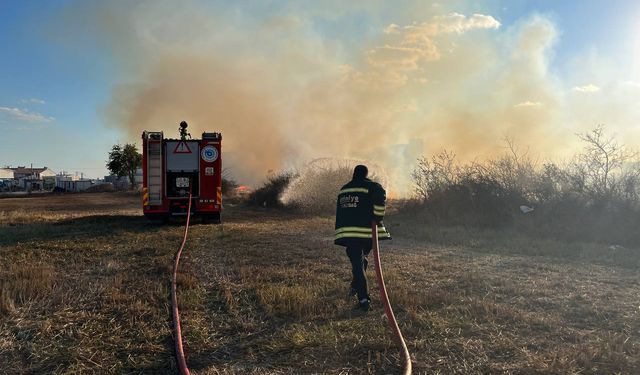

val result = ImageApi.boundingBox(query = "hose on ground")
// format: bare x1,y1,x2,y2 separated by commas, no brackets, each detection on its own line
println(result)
171,193,193,375
169,199,410,374
371,220,412,375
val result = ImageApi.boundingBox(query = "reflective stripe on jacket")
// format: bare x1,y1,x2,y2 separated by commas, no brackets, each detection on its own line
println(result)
334,178,391,247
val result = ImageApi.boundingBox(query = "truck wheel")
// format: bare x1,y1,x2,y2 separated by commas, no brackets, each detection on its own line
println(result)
145,214,169,225
213,212,221,224
202,212,221,224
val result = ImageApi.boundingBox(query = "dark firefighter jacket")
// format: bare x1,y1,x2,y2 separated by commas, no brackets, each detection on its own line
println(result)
334,177,391,247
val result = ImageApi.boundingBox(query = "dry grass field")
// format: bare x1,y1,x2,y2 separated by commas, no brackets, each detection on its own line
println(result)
1,192,639,374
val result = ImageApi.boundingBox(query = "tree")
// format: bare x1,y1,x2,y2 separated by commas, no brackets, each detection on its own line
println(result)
412,150,458,200
107,143,142,189
576,125,636,198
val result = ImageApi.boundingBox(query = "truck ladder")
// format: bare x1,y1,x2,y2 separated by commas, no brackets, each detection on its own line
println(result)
147,141,162,205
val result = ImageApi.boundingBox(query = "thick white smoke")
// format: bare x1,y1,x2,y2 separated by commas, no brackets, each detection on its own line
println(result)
50,1,640,195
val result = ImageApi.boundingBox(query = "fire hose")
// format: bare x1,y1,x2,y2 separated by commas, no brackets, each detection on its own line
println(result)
371,220,412,375
171,192,193,375
169,198,410,375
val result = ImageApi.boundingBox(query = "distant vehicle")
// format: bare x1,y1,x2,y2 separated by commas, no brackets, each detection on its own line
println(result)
141,121,222,223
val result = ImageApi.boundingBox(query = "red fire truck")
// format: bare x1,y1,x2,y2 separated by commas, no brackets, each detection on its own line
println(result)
141,121,222,223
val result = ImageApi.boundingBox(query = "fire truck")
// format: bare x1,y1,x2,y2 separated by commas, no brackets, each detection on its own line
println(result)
141,121,222,223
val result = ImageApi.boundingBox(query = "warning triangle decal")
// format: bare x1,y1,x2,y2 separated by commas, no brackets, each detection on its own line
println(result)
173,141,192,154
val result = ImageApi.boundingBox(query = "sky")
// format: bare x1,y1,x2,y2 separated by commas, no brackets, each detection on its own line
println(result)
1,0,639,193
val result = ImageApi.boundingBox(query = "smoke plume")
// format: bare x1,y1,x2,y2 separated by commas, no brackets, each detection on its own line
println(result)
52,1,640,194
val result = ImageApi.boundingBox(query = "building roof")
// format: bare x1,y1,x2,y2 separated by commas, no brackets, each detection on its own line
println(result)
10,167,50,174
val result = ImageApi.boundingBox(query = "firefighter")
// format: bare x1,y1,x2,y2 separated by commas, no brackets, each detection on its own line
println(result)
335,165,391,311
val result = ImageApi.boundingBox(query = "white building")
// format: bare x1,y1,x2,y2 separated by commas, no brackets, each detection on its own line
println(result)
55,178,109,192
9,166,56,190
0,168,12,179
0,168,16,190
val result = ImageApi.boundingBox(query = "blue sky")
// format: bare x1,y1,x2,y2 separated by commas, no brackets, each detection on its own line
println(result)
0,0,119,177
499,1,638,73
1,1,639,181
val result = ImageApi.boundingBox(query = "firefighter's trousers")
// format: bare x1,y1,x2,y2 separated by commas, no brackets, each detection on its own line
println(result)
346,245,371,301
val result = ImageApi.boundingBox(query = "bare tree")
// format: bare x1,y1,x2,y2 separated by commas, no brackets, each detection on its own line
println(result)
576,125,636,198
412,150,458,200
485,137,538,198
